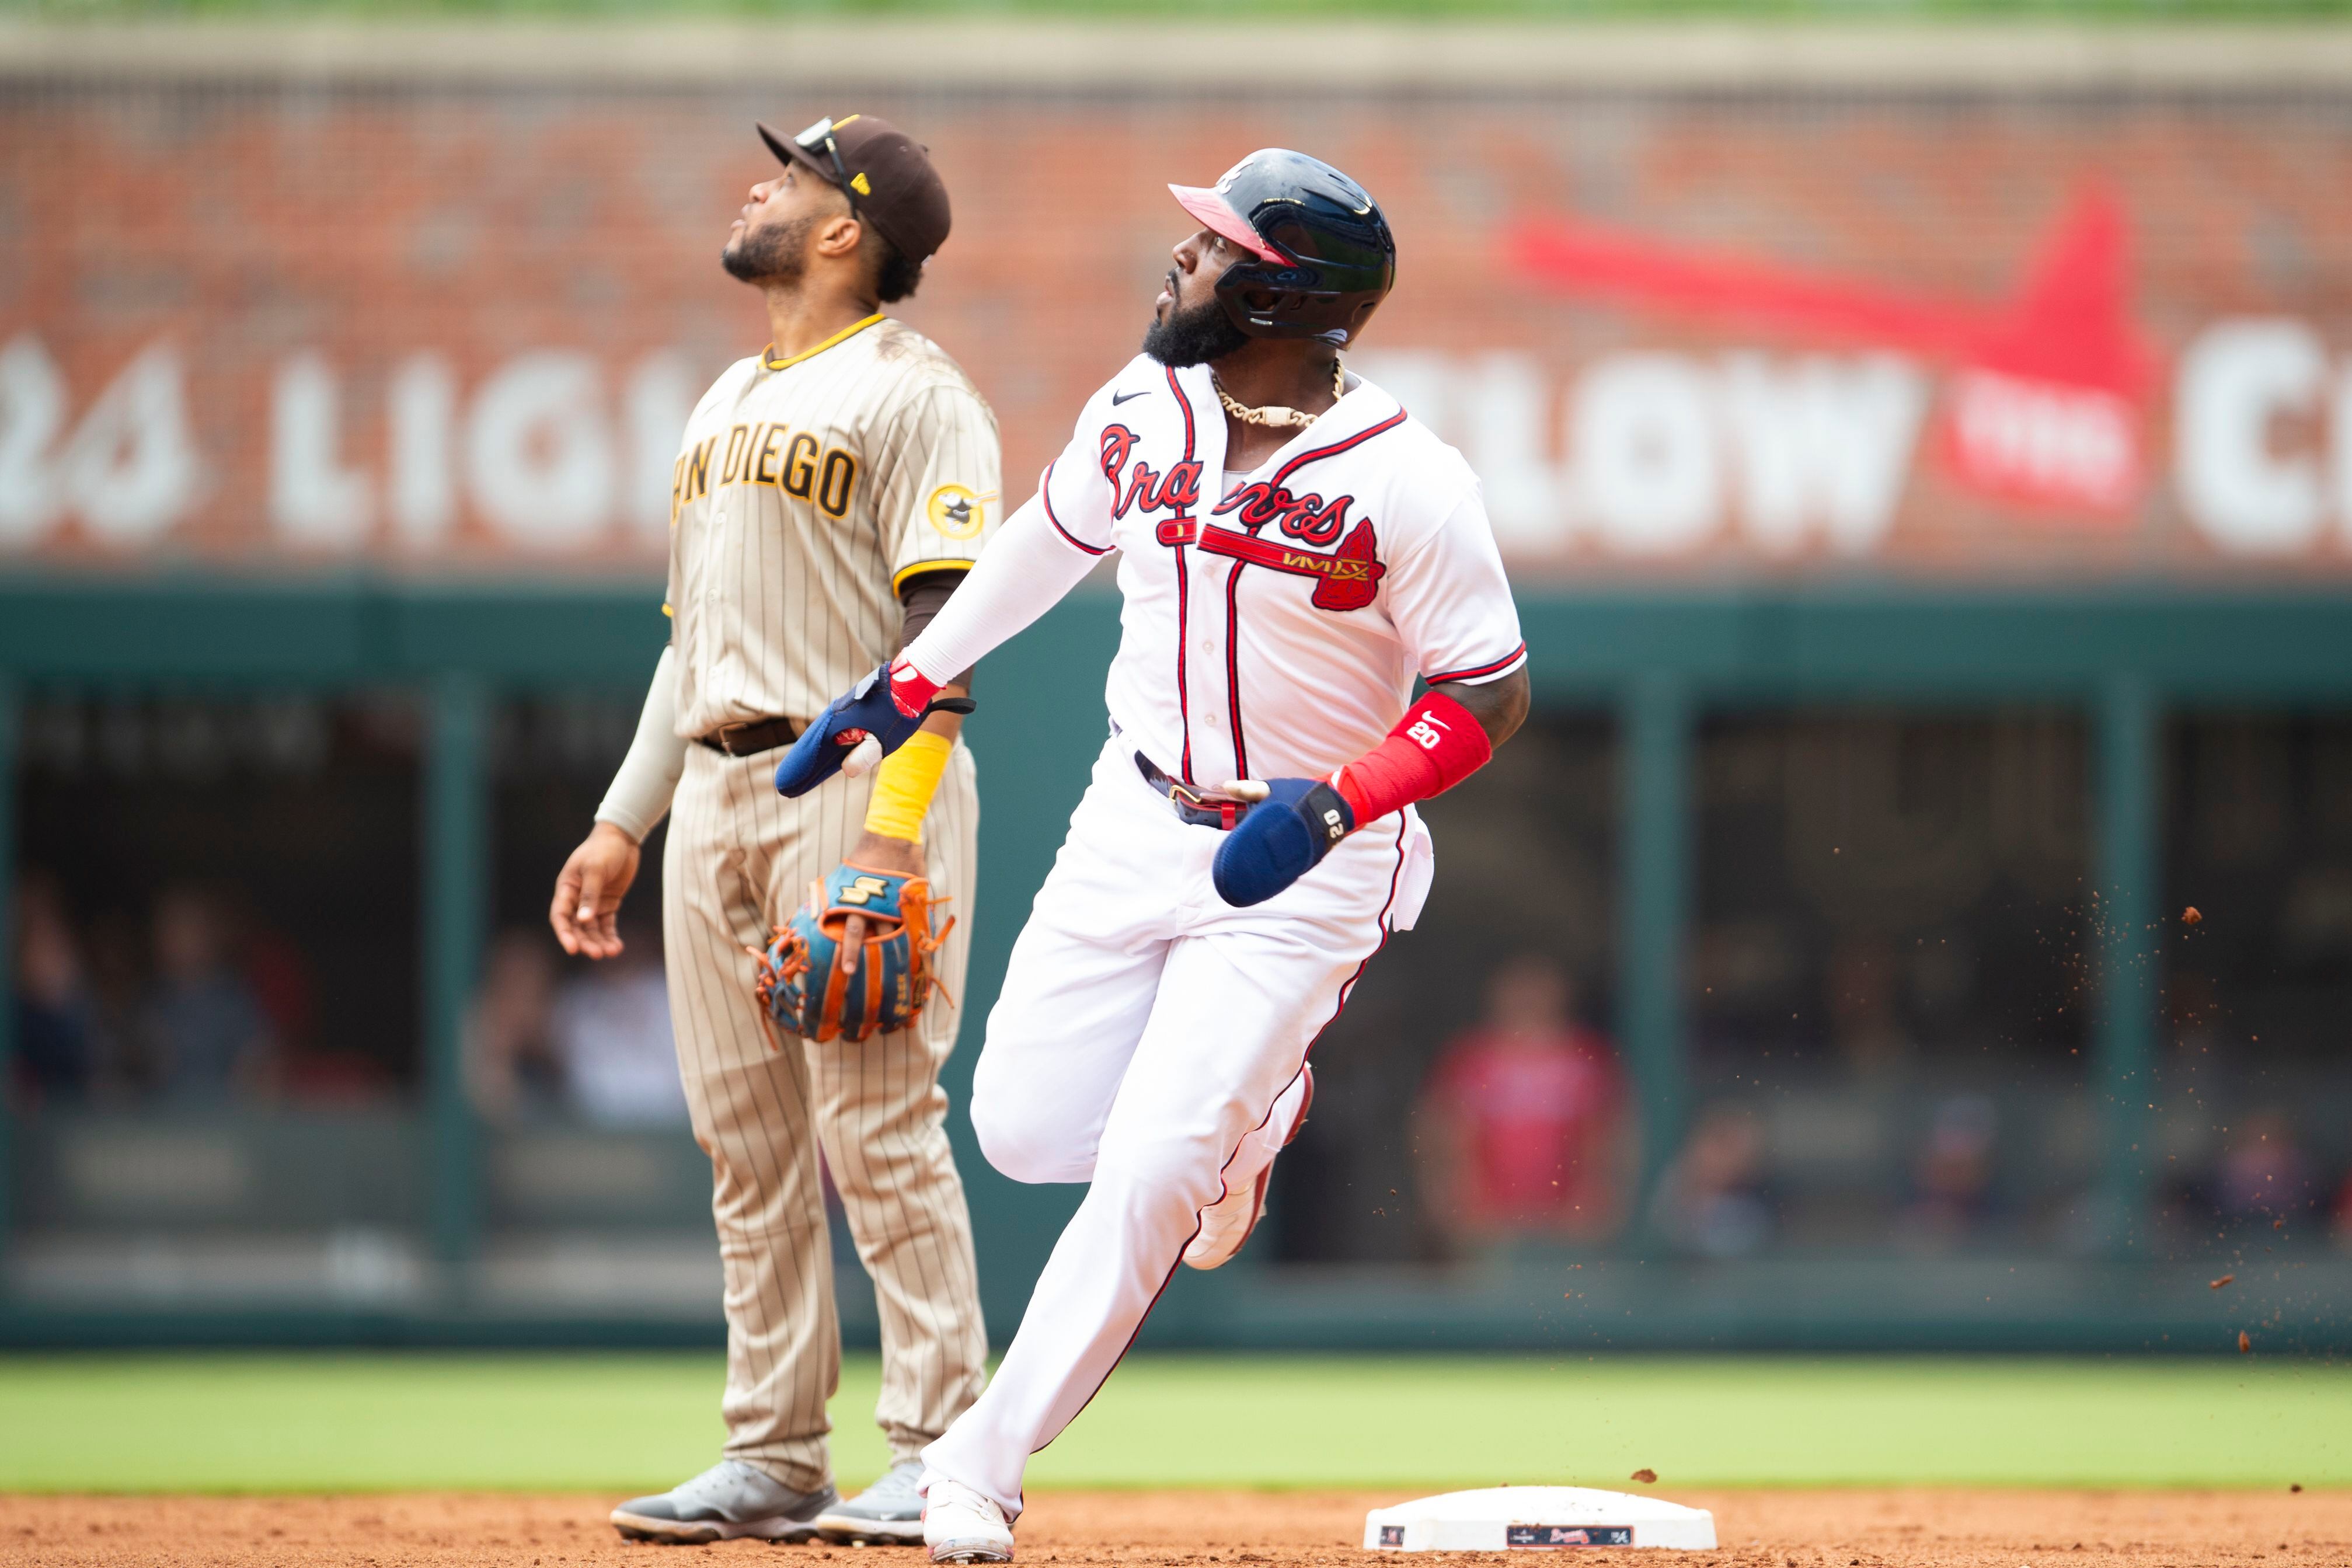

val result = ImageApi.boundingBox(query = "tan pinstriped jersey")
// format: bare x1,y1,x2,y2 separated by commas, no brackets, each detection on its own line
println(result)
666,313,1002,739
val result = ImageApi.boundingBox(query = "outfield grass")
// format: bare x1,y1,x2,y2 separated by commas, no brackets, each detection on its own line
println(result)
0,1353,2344,1493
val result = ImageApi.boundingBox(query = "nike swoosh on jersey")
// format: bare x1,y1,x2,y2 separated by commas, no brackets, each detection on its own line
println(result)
1110,388,1150,406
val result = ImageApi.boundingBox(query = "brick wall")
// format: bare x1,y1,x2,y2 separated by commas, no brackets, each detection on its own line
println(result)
5,81,2352,581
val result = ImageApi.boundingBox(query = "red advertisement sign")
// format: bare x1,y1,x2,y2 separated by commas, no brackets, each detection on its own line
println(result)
1510,186,2154,517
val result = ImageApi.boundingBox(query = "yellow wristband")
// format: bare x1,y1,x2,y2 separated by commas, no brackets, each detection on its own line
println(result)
864,730,953,842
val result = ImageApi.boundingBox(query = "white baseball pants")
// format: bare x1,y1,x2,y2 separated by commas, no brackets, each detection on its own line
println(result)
921,735,1431,1518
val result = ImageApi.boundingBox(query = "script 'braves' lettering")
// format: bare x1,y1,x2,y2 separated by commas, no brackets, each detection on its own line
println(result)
1103,434,1204,523
1212,480,1354,546
1099,423,1140,487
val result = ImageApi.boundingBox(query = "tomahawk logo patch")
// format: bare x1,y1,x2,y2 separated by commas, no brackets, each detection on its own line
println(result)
1198,517,1384,611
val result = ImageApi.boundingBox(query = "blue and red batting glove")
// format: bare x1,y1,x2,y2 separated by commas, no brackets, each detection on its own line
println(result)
1211,778,1356,907
1210,689,1493,906
773,660,973,798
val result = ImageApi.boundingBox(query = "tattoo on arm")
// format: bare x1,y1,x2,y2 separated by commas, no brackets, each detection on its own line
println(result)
1431,666,1529,749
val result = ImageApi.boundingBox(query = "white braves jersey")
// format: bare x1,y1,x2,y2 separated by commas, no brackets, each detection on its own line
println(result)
666,314,1001,738
1033,356,1525,785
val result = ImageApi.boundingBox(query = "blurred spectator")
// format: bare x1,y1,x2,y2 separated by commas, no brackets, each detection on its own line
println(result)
2333,1170,2352,1252
467,929,565,1121
1416,956,1626,1244
141,885,276,1102
2214,1110,2320,1225
548,917,687,1127
1650,1103,1774,1257
1897,1093,2002,1250
13,873,96,1100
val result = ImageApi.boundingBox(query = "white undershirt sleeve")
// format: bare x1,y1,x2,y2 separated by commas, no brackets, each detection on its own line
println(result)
900,493,1102,686
593,644,688,842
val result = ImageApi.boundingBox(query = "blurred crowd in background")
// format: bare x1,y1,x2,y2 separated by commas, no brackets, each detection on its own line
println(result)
15,692,2351,1266
11,873,683,1128
8,692,684,1130
466,923,684,1128
16,871,354,1104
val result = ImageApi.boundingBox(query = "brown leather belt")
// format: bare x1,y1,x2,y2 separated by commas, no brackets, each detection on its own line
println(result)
698,716,802,758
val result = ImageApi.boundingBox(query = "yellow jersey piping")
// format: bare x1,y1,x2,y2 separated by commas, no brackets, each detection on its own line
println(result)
764,313,885,372
893,559,976,594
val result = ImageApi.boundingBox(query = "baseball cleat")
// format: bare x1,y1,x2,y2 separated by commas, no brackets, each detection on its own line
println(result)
923,1478,1015,1563
1184,1064,1313,1270
816,1458,927,1545
609,1459,838,1544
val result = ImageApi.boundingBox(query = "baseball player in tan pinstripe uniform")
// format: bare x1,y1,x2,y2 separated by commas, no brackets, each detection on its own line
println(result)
549,114,996,1547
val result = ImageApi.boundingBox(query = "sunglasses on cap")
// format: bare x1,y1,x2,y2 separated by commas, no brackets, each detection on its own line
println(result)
793,117,861,218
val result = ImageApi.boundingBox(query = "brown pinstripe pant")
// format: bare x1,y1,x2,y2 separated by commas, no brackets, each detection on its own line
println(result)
661,738,987,1493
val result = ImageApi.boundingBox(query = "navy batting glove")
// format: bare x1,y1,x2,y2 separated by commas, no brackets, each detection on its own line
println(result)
772,664,972,797
1211,778,1356,907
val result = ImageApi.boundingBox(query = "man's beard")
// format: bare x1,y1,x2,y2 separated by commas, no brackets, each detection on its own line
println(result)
722,214,814,284
1142,292,1251,367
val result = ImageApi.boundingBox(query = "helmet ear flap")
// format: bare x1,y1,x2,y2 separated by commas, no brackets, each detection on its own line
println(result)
1215,263,1368,342
1193,149,1394,344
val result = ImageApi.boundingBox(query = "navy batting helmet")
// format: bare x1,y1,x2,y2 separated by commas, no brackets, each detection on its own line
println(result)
1168,149,1395,347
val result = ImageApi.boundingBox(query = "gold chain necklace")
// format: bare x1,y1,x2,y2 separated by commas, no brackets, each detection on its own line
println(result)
1211,361,1346,429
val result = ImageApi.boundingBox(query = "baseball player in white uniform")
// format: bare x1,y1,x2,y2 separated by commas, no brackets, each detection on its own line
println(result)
549,114,997,1546
772,150,1529,1562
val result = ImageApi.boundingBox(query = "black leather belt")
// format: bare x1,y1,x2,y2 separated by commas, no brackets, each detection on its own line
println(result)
1134,751,1250,831
698,716,802,758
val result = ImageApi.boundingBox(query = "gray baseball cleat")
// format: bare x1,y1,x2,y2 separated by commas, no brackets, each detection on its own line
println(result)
609,1459,839,1544
814,1457,927,1544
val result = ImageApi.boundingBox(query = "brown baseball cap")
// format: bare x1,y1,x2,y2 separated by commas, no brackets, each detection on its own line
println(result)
757,113,952,264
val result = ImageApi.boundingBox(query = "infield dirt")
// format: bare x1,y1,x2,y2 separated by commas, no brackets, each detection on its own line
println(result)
2,1489,2343,1567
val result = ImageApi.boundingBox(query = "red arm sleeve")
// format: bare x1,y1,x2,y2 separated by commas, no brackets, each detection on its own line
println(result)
1331,688,1493,827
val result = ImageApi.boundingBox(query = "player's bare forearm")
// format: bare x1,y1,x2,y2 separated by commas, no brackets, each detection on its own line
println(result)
1430,665,1530,750
846,830,926,877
